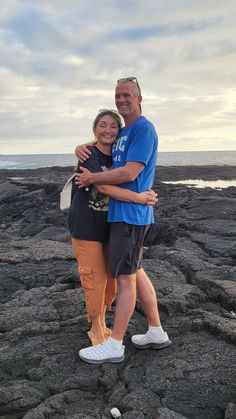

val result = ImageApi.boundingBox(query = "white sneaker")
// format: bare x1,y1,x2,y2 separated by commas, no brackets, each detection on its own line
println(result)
79,340,125,364
131,330,171,350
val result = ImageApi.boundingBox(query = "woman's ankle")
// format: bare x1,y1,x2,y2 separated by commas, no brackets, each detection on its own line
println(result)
91,327,104,338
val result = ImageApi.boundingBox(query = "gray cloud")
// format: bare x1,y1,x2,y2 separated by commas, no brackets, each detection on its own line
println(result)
0,0,235,153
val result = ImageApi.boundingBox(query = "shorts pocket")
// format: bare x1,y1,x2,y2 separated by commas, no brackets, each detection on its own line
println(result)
78,266,94,290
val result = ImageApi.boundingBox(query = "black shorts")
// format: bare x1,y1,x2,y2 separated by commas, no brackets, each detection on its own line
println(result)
109,222,150,278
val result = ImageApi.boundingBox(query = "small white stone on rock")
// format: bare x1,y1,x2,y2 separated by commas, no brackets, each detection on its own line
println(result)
111,407,121,418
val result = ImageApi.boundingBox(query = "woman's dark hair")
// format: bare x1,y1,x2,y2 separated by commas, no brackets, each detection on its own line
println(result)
93,109,122,132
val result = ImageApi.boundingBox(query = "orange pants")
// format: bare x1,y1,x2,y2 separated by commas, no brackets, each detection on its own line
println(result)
71,238,116,321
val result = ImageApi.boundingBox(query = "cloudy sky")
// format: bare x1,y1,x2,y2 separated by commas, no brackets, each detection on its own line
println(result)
0,0,235,154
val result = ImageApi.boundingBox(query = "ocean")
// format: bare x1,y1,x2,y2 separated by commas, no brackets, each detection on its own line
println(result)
0,150,236,170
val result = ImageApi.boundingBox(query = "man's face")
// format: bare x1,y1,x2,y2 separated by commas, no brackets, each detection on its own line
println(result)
115,81,142,120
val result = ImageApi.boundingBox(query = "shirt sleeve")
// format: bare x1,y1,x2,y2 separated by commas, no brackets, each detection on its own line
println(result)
77,148,102,173
126,126,157,165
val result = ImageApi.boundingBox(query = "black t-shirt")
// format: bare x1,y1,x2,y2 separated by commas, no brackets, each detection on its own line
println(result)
68,146,112,242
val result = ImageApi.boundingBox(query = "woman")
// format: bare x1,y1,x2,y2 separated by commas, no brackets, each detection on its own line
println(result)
69,109,157,346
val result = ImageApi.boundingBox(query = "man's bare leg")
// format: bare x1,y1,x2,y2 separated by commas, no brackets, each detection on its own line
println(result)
111,274,137,340
131,268,171,349
136,268,161,326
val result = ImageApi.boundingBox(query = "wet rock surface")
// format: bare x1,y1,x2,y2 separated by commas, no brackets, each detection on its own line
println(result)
0,165,235,419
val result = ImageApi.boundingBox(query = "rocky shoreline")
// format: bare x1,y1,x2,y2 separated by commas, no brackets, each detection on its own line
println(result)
0,165,236,419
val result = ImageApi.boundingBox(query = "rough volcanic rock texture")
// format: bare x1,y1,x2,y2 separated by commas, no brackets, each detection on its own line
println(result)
0,166,235,419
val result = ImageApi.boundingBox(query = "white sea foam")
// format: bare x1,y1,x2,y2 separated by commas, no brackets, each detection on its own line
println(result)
0,160,20,169
163,179,236,188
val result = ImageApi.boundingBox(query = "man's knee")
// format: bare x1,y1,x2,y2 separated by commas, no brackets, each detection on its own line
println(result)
117,274,136,291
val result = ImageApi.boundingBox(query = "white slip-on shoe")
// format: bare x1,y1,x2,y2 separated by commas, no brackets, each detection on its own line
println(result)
79,340,125,364
131,330,171,350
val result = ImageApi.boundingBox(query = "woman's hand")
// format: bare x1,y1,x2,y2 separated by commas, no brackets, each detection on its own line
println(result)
75,144,92,162
137,189,158,205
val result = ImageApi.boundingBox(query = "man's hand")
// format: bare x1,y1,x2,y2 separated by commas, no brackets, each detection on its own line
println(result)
75,144,92,162
138,189,158,206
75,167,94,188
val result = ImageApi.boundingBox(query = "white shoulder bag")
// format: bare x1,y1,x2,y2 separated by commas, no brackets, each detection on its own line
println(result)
60,173,75,210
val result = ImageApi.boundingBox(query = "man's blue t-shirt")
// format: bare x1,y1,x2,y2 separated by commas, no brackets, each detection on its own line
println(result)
108,115,158,225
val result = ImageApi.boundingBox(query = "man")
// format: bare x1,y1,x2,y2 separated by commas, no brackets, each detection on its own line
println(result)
76,77,171,364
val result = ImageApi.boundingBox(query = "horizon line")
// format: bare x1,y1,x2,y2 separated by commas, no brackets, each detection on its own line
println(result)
1,149,236,156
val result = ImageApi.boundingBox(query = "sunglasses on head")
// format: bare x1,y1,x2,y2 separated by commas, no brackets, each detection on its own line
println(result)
117,77,141,95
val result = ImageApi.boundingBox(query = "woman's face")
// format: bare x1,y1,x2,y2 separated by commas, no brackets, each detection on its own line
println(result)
94,115,120,146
